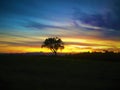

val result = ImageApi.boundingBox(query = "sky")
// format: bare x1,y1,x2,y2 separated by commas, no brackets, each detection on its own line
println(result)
0,0,120,53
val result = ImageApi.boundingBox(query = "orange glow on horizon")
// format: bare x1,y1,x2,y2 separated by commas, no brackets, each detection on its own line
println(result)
0,36,120,53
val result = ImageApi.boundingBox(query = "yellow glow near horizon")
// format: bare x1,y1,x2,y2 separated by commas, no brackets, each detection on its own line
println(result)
0,36,120,53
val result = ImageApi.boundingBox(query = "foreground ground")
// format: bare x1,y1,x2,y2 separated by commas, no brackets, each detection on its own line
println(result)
0,54,120,90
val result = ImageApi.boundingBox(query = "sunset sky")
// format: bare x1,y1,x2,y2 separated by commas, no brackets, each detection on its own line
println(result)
0,0,120,53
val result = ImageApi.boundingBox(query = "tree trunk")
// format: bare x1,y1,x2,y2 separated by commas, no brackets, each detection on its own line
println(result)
54,51,57,56
51,49,57,56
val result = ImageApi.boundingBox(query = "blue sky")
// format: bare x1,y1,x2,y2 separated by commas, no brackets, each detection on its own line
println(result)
0,0,120,53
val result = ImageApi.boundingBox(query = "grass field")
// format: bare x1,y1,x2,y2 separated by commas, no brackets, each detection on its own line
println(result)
0,54,120,90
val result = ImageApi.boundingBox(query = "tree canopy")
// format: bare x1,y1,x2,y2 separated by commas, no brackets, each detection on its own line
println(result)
41,37,64,55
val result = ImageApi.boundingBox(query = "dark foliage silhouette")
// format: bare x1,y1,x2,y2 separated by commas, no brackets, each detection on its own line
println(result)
41,37,64,55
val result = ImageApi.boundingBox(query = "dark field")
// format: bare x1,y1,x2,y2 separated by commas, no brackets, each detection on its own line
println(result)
0,53,120,90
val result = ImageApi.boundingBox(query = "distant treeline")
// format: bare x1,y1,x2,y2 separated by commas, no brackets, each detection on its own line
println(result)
68,52,120,62
0,52,120,62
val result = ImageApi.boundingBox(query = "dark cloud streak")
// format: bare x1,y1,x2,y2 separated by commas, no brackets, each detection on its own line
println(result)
73,8,120,30
25,21,69,30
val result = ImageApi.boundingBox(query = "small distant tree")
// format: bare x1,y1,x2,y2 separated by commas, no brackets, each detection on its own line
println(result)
41,37,64,55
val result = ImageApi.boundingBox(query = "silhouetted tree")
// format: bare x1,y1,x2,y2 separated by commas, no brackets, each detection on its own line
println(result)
41,37,64,55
